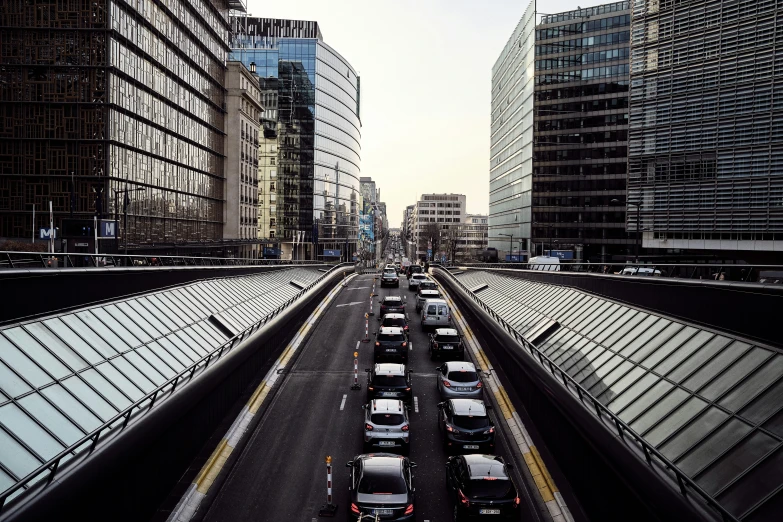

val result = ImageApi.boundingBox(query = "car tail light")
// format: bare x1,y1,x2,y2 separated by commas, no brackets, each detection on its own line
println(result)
476,381,483,388
433,342,438,348
404,504,414,515
365,423,373,431
514,496,520,506
484,426,495,434
402,342,407,347
448,314,451,321
446,424,454,432
442,380,451,387
401,424,409,432
375,342,380,346
404,325,409,330
458,489,470,506
368,386,374,391
351,502,360,514
405,387,411,391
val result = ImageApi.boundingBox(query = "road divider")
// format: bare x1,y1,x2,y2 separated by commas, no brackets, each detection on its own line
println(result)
351,351,361,390
361,313,370,343
438,282,574,522
167,273,354,522
318,456,338,517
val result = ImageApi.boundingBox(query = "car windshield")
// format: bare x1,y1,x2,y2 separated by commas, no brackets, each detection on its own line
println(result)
357,469,407,494
383,299,401,305
383,318,406,328
371,413,405,425
383,271,396,276
419,282,436,289
448,371,478,382
375,375,407,386
437,335,460,343
378,334,405,342
453,415,490,429
410,266,422,272
466,478,513,499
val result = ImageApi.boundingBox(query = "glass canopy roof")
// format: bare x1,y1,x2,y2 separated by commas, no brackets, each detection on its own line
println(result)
0,267,324,502
455,269,783,521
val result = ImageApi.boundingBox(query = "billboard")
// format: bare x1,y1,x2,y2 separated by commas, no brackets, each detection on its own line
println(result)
359,213,374,244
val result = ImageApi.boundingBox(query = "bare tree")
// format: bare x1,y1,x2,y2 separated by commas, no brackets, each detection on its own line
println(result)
442,223,463,263
417,221,441,260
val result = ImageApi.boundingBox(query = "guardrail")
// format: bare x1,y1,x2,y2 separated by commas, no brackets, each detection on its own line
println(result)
432,264,738,522
0,251,325,270
0,262,352,512
457,261,783,283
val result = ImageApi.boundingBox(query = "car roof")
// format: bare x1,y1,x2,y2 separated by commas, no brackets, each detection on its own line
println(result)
374,363,406,375
449,399,487,416
412,273,427,278
444,361,476,372
382,296,402,301
361,455,404,473
435,328,459,336
382,313,405,320
462,454,509,479
423,298,447,305
419,289,439,296
370,399,405,413
378,326,404,335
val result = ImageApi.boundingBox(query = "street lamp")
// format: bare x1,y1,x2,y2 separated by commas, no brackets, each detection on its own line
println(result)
611,198,642,262
499,233,513,262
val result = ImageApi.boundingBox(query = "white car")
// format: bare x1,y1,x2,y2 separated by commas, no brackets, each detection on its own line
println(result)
408,273,428,291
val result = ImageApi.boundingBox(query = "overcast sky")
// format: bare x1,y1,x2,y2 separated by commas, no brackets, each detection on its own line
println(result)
246,0,590,225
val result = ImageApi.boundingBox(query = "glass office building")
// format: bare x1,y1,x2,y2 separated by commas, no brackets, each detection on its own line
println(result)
0,0,234,247
533,2,633,262
629,0,783,259
490,0,537,257
230,18,362,260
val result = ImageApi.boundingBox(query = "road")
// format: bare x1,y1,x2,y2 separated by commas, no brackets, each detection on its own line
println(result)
201,273,539,521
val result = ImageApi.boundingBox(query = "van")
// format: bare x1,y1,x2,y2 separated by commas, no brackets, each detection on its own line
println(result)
421,298,450,330
528,256,561,271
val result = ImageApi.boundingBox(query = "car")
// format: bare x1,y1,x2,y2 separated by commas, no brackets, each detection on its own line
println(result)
381,313,410,337
420,298,451,330
367,363,413,403
620,266,662,276
446,454,520,520
379,296,405,318
406,265,423,278
408,273,428,291
348,453,417,521
381,269,400,287
415,286,441,312
436,361,483,399
437,399,495,454
429,328,464,360
362,399,411,454
375,326,409,363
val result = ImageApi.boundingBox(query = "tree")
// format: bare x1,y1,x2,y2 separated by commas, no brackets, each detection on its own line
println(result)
417,222,441,260
442,223,463,263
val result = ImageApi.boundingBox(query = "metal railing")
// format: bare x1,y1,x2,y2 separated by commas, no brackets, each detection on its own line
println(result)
0,251,325,270
456,261,783,283
433,265,739,522
0,262,351,511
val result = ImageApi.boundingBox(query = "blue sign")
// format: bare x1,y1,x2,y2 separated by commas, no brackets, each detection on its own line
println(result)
324,249,341,257
427,248,432,260
548,250,574,260
39,227,57,239
263,247,281,257
100,220,117,238
359,214,374,245
441,255,447,264
505,255,525,262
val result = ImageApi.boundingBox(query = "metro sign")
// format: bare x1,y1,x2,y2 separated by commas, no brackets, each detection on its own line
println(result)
39,228,57,239
100,220,117,238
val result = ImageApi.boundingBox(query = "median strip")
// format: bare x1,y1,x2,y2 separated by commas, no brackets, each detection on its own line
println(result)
167,274,354,522
438,283,574,522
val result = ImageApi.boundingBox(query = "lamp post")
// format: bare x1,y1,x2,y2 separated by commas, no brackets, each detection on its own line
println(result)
499,233,513,262
611,198,642,262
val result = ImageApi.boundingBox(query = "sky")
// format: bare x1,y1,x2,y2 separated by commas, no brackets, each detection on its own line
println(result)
246,0,587,225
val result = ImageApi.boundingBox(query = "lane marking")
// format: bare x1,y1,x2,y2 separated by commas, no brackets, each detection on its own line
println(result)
355,340,360,351
436,279,574,522
340,394,347,411
336,301,364,308
414,396,419,413
343,286,370,290
167,273,355,522
409,342,413,351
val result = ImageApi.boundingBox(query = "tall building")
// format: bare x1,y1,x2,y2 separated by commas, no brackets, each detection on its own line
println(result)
412,194,466,261
490,1,537,258
629,0,783,261
461,214,489,260
229,17,362,261
224,61,263,258
0,0,236,249
257,76,279,245
533,2,632,262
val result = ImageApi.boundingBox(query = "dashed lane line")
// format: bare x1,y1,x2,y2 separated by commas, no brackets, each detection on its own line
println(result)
167,273,355,522
437,281,574,522
340,394,347,411
413,396,419,413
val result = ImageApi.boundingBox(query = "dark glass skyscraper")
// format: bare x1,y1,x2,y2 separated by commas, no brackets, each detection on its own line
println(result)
230,17,362,260
533,2,633,261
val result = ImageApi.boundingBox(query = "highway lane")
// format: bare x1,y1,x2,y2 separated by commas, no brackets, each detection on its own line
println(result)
201,272,539,521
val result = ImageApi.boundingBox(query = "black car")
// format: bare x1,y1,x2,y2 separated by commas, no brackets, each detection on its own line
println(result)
348,453,416,521
438,399,495,454
429,328,464,360
375,327,409,363
406,265,423,278
381,313,409,337
446,454,519,520
367,363,413,403
381,269,400,287
379,296,405,318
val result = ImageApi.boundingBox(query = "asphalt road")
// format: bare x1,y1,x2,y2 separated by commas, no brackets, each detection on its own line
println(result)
201,273,537,521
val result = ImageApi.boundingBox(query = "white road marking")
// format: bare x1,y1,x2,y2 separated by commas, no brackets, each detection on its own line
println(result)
340,394,347,411
344,286,370,290
355,340,360,351
336,301,365,308
414,396,419,413
409,342,413,351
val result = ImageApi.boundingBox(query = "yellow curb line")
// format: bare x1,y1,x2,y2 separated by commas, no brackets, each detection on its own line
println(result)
195,439,231,494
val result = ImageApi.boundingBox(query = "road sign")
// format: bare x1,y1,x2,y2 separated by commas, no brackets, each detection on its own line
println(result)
39,227,56,239
324,249,341,257
99,220,117,238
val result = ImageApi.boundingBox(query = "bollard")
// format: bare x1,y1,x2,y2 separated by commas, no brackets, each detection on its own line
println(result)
351,351,361,390
318,456,338,517
368,292,375,317
361,313,371,343
342,271,347,287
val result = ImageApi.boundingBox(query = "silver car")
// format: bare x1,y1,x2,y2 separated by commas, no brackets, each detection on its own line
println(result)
415,288,440,312
408,273,428,291
362,399,411,455
436,361,483,400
